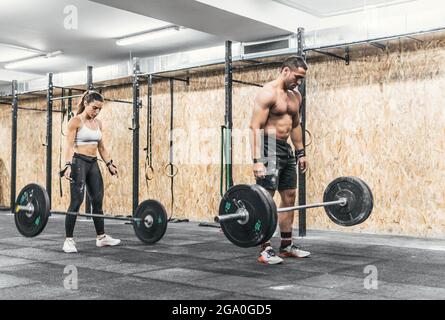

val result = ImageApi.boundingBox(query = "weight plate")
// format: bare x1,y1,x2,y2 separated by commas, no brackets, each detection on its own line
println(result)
133,200,168,244
251,184,277,245
14,184,50,237
218,184,274,248
323,176,373,226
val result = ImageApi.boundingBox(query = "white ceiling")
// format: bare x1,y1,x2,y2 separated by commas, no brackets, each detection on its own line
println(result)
0,0,444,86
0,0,235,78
273,0,416,17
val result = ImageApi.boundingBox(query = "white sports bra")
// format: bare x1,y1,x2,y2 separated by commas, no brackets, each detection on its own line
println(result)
74,117,102,146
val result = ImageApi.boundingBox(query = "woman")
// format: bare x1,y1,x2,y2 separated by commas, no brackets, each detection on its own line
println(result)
61,90,121,253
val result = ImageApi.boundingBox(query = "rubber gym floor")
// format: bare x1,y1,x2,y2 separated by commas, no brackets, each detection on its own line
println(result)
0,212,445,300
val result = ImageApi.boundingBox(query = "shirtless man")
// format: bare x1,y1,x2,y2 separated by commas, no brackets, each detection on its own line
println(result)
250,56,311,264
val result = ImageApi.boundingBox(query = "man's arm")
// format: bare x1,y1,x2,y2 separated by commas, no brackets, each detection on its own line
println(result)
290,120,304,152
290,92,307,173
290,91,304,151
249,89,274,161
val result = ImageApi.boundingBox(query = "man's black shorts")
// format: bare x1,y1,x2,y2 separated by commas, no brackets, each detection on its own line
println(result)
255,136,297,191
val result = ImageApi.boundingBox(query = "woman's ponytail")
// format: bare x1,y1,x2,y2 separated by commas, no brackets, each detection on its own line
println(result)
76,90,104,115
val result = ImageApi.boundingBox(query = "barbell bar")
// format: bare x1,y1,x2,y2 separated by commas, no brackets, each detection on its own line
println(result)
16,203,143,222
215,176,374,248
214,198,347,224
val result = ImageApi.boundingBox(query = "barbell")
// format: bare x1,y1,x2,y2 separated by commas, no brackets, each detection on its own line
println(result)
14,177,373,249
214,176,374,248
14,183,168,244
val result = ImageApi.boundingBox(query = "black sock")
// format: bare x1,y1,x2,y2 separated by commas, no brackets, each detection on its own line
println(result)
261,242,271,250
280,232,292,249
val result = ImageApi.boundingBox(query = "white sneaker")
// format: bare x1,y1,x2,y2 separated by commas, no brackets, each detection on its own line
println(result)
279,244,311,258
96,234,121,247
63,238,77,253
258,246,284,265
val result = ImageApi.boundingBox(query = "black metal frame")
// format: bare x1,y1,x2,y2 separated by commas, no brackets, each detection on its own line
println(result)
297,28,307,237
53,85,84,92
312,48,350,65
18,106,64,113
85,67,93,216
368,42,386,51
136,64,190,220
41,63,192,218
9,81,18,211
232,79,263,87
224,40,234,191
152,74,189,84
46,74,54,206
67,89,73,120
5,78,68,212
132,61,141,215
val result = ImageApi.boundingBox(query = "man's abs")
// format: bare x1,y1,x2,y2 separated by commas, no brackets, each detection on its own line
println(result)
263,113,293,140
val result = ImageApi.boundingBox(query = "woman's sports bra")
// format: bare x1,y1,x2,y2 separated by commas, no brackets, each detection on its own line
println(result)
74,117,102,146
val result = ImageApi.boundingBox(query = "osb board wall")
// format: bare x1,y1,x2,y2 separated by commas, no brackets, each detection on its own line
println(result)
0,156,9,205
0,109,11,205
0,37,444,238
304,39,445,238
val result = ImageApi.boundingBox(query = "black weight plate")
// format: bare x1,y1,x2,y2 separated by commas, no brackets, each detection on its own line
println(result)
323,176,373,226
133,200,168,244
219,184,274,248
251,184,277,244
359,179,374,208
14,184,50,237
356,178,374,220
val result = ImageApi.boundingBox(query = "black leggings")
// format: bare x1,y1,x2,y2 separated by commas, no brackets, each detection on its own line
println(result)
66,153,105,238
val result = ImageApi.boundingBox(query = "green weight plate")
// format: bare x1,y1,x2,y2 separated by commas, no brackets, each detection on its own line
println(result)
323,176,373,226
14,184,50,237
251,184,277,245
133,200,168,244
219,184,274,248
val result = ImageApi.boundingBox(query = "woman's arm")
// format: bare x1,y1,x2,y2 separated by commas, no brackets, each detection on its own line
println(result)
97,119,119,177
64,117,80,164
61,117,80,180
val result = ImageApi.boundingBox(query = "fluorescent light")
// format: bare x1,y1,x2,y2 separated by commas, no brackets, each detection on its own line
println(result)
0,43,45,55
4,50,63,69
273,0,416,17
116,26,183,46
0,43,47,63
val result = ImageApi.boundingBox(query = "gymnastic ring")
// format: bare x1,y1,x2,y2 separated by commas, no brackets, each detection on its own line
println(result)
145,165,155,181
305,129,313,147
163,163,178,178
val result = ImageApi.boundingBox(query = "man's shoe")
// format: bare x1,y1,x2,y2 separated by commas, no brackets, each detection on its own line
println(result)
258,246,284,265
279,244,311,258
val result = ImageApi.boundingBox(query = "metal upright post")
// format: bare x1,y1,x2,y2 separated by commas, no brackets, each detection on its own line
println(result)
10,81,18,210
87,66,93,90
85,66,93,215
46,74,54,206
224,40,233,189
132,59,141,215
67,89,73,120
297,28,307,237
